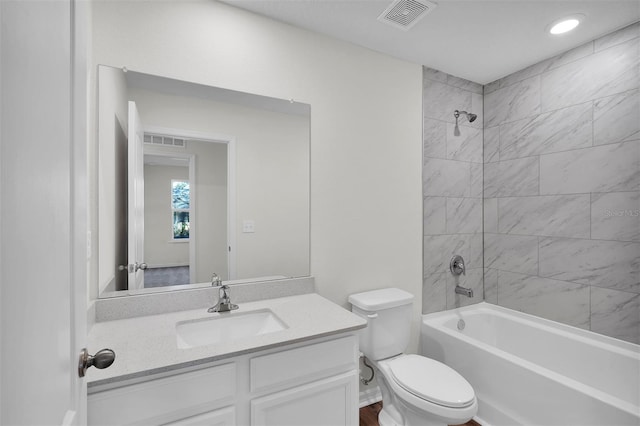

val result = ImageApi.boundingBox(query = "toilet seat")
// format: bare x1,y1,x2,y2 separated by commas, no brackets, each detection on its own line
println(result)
387,354,475,408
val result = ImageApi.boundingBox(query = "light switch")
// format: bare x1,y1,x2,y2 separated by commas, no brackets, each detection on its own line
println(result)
243,220,255,233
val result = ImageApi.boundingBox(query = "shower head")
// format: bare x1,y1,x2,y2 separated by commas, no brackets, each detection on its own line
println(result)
454,110,477,123
453,110,477,136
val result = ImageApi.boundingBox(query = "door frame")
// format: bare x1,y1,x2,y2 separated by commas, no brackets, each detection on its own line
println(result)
142,148,196,282
68,0,90,423
144,125,237,281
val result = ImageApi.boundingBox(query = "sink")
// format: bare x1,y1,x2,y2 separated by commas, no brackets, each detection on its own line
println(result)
176,309,288,349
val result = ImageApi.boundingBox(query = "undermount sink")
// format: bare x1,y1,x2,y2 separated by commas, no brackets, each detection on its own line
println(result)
176,309,288,349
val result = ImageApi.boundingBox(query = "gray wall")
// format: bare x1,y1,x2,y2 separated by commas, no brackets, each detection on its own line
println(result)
422,68,485,313
483,22,639,344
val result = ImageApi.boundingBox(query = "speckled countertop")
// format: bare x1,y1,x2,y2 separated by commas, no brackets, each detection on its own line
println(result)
87,293,366,388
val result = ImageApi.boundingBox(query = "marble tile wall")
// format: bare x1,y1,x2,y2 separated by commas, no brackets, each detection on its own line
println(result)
483,22,640,344
422,67,484,313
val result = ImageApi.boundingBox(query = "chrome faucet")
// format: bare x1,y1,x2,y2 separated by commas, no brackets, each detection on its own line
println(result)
450,255,466,276
211,273,222,287
455,285,474,298
208,273,238,313
450,255,474,298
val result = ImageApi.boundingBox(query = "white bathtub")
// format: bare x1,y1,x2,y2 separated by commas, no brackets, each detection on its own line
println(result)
421,302,640,426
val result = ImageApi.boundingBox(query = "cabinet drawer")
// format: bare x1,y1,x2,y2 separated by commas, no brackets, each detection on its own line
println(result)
88,363,236,425
250,336,357,393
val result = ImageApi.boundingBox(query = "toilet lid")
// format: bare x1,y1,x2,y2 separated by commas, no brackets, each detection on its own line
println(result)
387,354,475,408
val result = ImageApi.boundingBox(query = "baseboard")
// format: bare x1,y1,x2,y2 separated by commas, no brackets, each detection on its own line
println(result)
359,386,382,408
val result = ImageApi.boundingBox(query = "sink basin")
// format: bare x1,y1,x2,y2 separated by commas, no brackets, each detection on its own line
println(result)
176,309,288,349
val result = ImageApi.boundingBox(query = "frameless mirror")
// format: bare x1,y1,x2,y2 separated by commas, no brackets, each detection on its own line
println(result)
97,65,310,298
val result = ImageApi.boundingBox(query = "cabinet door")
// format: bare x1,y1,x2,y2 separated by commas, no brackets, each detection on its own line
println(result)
162,406,235,426
251,371,358,426
88,363,235,425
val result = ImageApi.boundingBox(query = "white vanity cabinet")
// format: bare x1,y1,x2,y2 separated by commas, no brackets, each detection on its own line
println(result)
249,335,359,426
88,334,359,426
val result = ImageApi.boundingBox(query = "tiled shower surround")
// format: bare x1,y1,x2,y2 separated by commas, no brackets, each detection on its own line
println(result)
423,22,639,344
422,68,485,313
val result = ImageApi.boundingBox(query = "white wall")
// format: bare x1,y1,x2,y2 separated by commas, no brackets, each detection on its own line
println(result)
92,0,423,351
186,141,228,283
97,66,128,293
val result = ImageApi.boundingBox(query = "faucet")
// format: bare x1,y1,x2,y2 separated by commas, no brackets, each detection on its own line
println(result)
208,273,238,313
455,285,474,298
211,273,222,287
450,255,474,298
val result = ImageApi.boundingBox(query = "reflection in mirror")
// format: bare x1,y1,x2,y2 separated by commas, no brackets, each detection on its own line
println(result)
97,65,310,298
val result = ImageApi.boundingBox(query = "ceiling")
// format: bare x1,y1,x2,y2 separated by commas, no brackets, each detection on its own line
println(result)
221,0,640,84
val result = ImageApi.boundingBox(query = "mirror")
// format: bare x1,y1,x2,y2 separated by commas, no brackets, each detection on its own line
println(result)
97,65,310,297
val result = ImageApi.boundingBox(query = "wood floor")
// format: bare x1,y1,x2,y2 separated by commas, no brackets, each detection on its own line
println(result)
359,402,481,426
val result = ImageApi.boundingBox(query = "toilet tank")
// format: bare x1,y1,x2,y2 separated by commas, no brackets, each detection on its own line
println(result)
348,288,413,360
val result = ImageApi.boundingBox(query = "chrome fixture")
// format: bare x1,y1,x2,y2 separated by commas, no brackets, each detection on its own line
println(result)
118,262,147,273
78,348,115,377
211,272,222,287
208,272,238,312
455,285,474,298
450,255,466,276
453,110,477,136
450,255,473,298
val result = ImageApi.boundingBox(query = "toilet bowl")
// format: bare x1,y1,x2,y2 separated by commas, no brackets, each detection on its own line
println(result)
349,288,477,426
374,354,477,426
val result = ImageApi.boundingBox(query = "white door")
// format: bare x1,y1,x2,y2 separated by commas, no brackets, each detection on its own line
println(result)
128,101,146,290
0,0,89,424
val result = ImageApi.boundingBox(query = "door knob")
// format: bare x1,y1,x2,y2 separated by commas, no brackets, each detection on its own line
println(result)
118,263,147,273
78,348,115,378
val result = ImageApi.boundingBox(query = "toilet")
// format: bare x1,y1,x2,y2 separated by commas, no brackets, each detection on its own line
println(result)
349,288,477,426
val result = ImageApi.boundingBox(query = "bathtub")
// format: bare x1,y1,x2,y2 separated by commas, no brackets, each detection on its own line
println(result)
421,302,640,426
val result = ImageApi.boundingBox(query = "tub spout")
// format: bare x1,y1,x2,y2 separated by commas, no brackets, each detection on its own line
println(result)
455,285,474,298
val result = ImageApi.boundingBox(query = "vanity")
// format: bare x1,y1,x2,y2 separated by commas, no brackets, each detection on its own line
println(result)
87,292,366,425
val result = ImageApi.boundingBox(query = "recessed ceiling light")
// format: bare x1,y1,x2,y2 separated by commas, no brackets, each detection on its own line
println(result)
548,15,584,35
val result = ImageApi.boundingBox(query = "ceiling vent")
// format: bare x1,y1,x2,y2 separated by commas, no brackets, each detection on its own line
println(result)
144,133,186,148
377,0,437,31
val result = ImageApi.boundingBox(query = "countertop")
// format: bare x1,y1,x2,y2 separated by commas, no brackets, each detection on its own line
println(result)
86,293,366,388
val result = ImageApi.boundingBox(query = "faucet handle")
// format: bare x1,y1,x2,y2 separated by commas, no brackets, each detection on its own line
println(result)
211,273,222,286
220,284,230,300
450,255,466,276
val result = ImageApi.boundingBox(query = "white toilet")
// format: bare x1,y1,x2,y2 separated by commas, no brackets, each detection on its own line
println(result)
349,288,477,426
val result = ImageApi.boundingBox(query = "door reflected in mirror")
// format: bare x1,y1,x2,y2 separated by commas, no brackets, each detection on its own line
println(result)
96,65,310,297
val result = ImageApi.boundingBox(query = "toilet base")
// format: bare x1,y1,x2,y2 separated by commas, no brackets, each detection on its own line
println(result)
378,408,396,426
377,403,452,426
374,359,477,426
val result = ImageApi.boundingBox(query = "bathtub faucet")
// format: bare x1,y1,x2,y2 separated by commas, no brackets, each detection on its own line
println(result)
450,255,466,276
455,285,474,298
